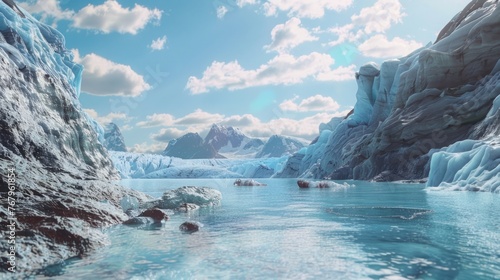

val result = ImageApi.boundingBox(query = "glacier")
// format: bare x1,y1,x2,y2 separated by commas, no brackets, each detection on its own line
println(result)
0,2,149,273
110,151,288,179
278,0,500,192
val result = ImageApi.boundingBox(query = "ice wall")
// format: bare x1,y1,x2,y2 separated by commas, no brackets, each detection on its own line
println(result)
0,2,147,273
283,0,500,186
110,151,288,179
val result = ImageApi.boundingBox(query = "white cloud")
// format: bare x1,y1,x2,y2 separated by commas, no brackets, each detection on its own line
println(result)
263,0,353,19
316,64,356,81
237,0,258,7
217,6,228,19
73,49,151,96
18,0,73,26
129,142,166,154
83,109,128,125
280,95,340,112
174,109,225,125
265,17,318,53
186,52,335,94
358,34,422,58
151,128,190,143
240,111,350,140
142,105,351,147
351,0,405,34
150,35,167,51
326,0,406,47
136,113,175,127
72,0,162,34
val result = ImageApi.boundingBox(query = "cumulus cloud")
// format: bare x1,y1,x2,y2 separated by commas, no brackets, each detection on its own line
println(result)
83,108,128,125
18,0,73,26
217,6,228,19
136,113,175,127
265,17,318,53
73,49,151,96
174,109,225,125
151,128,190,143
351,0,405,34
263,0,353,19
316,64,356,81
150,35,167,51
237,0,258,7
358,34,422,58
326,0,407,47
129,142,166,154
279,95,341,112
142,107,351,144
186,52,335,94
72,0,162,34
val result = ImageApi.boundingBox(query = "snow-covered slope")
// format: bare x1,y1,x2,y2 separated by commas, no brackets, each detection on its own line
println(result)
256,135,306,158
163,132,221,159
427,93,500,192
0,2,147,273
104,122,127,152
278,0,500,189
110,151,288,179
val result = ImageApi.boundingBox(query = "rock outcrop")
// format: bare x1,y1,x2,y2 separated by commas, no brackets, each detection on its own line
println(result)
0,2,149,273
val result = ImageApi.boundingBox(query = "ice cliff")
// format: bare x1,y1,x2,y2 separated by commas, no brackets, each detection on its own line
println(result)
0,1,147,273
110,151,287,179
278,0,500,192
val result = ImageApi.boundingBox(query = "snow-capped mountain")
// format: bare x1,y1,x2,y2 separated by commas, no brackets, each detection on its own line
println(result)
163,132,222,159
0,2,147,272
207,124,265,158
278,0,500,192
256,135,305,158
104,122,127,152
162,124,267,159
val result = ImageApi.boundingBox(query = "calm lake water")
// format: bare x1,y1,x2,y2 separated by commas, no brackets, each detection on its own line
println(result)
37,179,500,279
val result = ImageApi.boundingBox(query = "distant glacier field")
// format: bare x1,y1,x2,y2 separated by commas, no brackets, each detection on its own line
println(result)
36,179,500,279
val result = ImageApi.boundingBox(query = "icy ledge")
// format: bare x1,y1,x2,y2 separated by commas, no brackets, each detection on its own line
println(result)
427,94,500,192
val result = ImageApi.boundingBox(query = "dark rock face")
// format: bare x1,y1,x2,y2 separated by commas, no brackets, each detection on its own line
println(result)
104,122,127,152
204,124,245,151
256,135,305,158
138,208,170,222
162,133,222,159
243,138,264,150
123,217,155,226
179,221,202,233
0,5,150,273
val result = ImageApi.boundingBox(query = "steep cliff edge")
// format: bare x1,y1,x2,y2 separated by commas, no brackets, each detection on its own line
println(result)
279,0,500,191
0,2,148,273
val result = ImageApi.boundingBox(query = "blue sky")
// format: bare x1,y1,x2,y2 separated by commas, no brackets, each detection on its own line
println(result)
19,0,471,153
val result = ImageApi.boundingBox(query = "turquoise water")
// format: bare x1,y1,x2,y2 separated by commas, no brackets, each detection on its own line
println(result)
38,179,499,279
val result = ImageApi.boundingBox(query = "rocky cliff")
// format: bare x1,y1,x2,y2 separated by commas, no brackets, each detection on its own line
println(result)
0,2,148,273
278,0,500,191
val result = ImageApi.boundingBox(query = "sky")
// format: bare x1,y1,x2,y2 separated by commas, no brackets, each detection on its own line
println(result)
18,0,472,153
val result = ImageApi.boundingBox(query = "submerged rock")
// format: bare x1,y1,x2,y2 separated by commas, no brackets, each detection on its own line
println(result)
159,186,222,209
179,221,203,233
123,217,155,226
138,208,170,222
176,203,200,212
233,179,267,186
